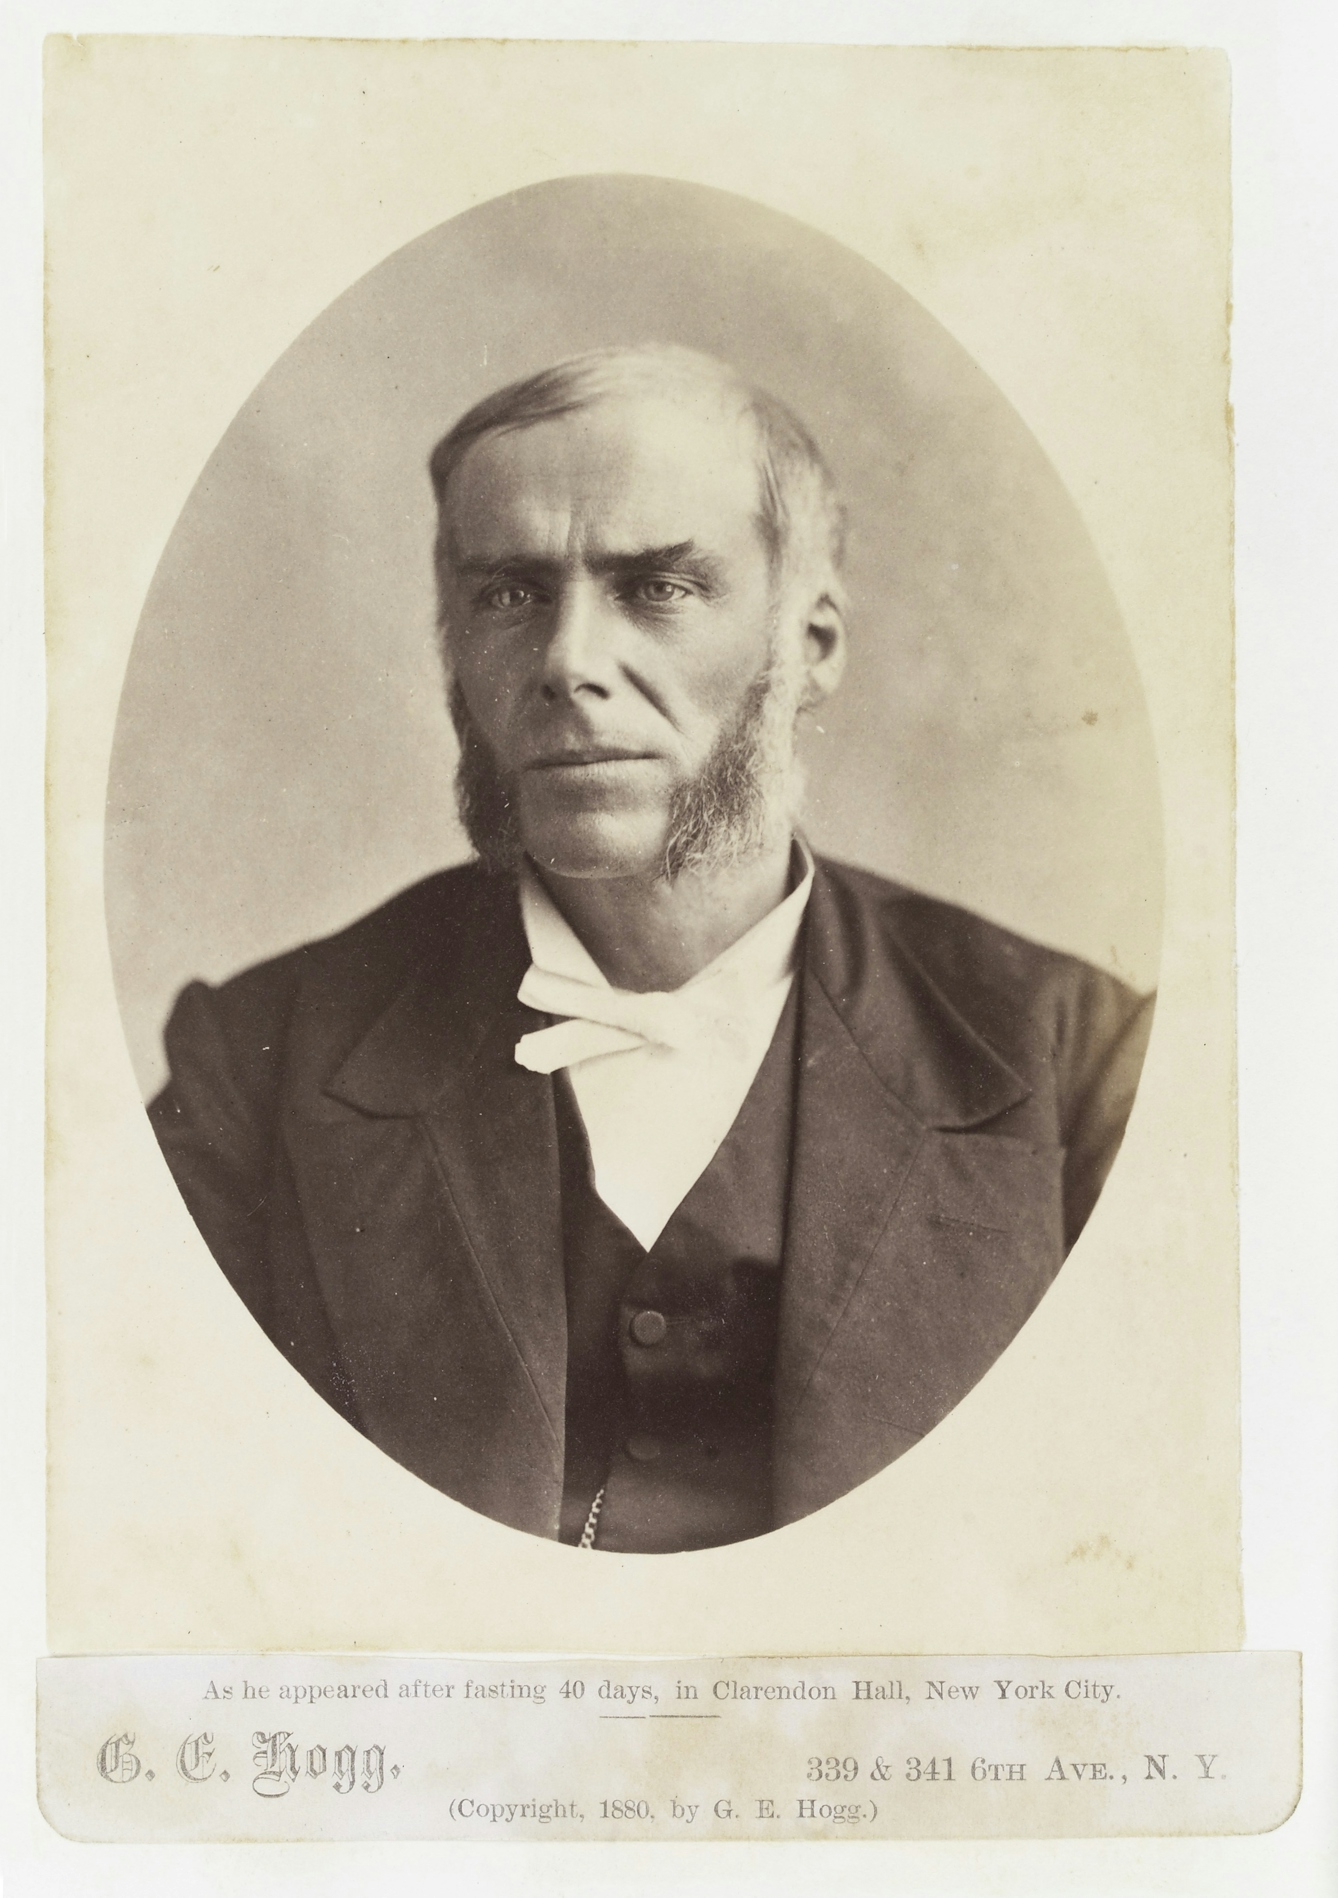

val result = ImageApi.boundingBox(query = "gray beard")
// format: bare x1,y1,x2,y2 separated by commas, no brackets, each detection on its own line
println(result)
448,657,803,882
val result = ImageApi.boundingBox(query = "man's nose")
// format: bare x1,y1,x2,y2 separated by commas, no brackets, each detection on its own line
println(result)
538,580,617,702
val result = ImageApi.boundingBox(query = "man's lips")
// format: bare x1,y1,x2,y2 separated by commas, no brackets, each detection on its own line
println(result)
524,747,658,770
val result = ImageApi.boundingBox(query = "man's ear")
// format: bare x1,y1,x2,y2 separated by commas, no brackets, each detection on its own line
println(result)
801,589,847,706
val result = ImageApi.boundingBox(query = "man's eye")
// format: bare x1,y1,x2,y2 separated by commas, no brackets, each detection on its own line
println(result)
483,583,538,610
631,578,690,604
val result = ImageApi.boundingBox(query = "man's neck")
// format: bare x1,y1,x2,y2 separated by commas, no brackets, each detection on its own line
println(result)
533,836,796,992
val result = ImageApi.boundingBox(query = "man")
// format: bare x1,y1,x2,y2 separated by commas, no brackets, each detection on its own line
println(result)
150,344,1154,1554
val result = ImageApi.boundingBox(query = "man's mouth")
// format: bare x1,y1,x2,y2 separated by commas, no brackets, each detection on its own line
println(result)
525,746,657,770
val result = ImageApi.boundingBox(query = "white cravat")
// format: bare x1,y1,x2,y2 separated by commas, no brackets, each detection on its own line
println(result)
515,844,814,1250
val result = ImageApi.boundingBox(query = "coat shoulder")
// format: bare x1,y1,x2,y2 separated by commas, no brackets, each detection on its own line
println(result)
812,854,1153,1069
156,861,513,1100
203,859,506,1001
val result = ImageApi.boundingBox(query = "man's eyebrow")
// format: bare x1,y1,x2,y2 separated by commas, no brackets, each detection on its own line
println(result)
588,541,717,578
448,542,726,583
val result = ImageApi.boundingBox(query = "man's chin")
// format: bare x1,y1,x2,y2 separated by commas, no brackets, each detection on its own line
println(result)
520,813,668,882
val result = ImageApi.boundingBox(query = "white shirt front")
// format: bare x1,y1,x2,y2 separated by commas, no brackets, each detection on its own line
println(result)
514,844,815,1250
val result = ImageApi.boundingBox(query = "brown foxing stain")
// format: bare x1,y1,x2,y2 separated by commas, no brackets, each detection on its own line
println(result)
1067,1532,1136,1572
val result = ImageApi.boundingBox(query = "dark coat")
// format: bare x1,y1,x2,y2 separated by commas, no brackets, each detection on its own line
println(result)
149,856,1154,1539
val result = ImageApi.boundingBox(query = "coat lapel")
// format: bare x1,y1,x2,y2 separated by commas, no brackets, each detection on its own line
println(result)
775,969,926,1455
774,865,1061,1526
283,876,569,1535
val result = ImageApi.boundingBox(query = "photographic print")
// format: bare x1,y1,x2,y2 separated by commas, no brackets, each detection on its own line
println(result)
39,40,1263,1844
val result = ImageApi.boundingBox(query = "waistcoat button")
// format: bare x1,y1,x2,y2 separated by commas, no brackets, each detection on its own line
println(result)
625,1434,662,1462
629,1308,668,1346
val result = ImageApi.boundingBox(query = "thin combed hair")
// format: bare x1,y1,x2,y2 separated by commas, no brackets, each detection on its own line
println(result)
428,343,847,628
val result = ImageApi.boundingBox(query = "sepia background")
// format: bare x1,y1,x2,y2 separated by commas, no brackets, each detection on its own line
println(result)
46,38,1234,1659
103,173,1162,1096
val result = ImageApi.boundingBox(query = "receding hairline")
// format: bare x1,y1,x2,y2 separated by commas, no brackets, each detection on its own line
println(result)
431,347,767,491
428,345,847,597
440,381,765,510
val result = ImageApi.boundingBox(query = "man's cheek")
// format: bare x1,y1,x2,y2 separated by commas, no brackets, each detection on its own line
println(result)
454,673,514,751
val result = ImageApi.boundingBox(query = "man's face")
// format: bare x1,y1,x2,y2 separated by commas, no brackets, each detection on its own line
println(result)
440,391,812,880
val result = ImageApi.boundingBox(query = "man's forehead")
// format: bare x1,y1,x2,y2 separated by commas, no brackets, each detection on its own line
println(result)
442,392,765,559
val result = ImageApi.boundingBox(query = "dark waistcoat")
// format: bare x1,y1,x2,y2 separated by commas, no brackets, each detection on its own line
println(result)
556,984,801,1554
